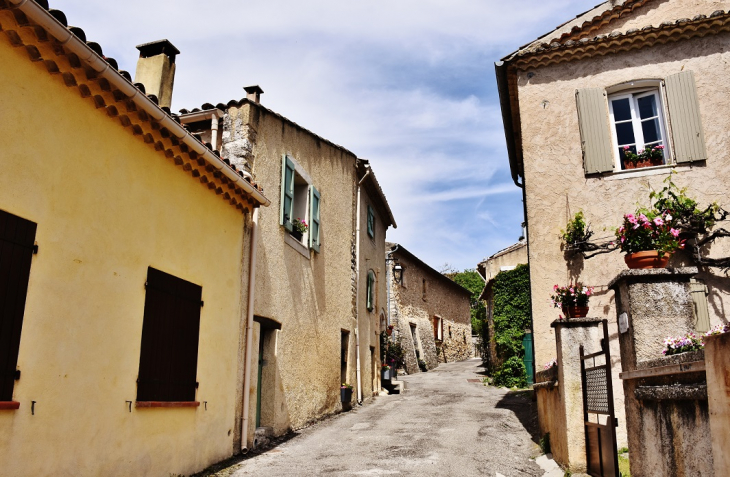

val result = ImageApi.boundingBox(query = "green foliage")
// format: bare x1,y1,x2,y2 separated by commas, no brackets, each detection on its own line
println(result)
383,334,405,368
491,264,531,387
539,432,551,455
450,269,487,335
650,171,720,233
561,211,588,245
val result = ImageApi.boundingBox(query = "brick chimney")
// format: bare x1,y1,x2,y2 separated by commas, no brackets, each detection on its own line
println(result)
134,39,180,109
244,85,264,104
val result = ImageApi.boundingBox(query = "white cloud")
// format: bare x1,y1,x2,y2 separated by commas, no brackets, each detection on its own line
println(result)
50,0,599,270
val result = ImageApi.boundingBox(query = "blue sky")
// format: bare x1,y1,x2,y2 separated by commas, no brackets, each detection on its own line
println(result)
52,0,599,271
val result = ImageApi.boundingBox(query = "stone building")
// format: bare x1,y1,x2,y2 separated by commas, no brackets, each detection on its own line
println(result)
177,90,396,448
386,243,472,373
0,2,269,476
496,0,730,467
477,240,528,372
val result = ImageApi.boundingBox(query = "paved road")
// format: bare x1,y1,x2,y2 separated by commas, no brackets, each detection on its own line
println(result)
210,359,543,477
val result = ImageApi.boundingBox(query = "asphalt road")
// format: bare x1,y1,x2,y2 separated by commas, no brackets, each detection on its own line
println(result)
207,359,543,477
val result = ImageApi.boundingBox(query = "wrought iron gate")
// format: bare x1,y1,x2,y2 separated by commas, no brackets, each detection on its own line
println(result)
579,319,619,477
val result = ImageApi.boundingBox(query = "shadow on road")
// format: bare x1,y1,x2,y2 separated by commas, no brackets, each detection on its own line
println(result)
495,389,540,445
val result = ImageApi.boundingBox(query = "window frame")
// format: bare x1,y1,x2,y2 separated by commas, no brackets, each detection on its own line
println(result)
607,86,671,171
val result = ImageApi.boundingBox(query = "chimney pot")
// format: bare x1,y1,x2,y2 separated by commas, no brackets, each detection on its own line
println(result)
134,39,180,109
244,85,264,104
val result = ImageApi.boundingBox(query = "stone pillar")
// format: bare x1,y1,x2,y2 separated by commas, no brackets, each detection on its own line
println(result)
608,268,697,371
705,332,730,477
551,317,604,473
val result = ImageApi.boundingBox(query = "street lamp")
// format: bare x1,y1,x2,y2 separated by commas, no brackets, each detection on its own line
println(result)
393,264,403,284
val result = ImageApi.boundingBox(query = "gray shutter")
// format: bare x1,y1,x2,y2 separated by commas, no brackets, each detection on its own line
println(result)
309,186,321,253
665,71,707,164
576,88,614,174
280,155,294,231
690,278,710,333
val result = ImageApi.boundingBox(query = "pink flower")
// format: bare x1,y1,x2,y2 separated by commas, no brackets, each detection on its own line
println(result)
623,146,630,151
638,213,648,223
670,228,680,237
626,214,637,224
554,284,559,291
656,145,665,150
653,217,664,226
621,236,626,243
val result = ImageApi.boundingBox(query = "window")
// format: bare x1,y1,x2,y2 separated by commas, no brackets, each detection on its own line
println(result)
433,316,443,341
367,205,375,238
341,330,349,384
366,270,375,311
0,210,36,403
280,155,321,252
422,278,427,302
137,267,202,402
609,89,668,170
576,71,707,175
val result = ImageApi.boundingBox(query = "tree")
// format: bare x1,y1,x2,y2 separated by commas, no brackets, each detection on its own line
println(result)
449,269,487,335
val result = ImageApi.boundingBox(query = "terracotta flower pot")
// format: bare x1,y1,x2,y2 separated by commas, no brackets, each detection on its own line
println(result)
624,250,672,269
562,306,589,318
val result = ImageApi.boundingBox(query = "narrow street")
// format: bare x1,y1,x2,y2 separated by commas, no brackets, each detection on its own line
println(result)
209,359,543,477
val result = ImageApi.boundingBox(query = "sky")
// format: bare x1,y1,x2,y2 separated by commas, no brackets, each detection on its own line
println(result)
51,0,599,271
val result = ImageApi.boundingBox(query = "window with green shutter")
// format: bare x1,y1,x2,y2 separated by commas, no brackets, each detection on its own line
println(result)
309,186,321,253
366,270,375,311
280,155,295,232
367,205,375,238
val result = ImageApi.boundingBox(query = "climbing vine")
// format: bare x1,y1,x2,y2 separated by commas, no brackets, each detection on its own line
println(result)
492,264,531,388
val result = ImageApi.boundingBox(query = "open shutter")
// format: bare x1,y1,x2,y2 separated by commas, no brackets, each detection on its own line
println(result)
280,155,295,231
665,71,707,164
137,267,202,402
690,278,710,333
576,88,614,174
309,186,321,252
0,210,36,401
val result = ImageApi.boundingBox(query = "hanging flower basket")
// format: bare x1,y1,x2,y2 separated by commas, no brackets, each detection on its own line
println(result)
624,250,672,269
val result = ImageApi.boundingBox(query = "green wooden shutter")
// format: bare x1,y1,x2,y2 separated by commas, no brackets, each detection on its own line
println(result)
280,155,295,231
367,205,375,238
690,278,710,333
576,88,614,174
309,186,321,252
665,71,707,164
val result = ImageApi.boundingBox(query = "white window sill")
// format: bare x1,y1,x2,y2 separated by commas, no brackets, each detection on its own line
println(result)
285,233,310,259
597,162,699,181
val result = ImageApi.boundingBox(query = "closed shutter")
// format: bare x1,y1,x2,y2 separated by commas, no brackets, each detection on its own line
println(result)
576,88,614,174
280,155,295,231
367,205,375,238
0,210,36,401
137,267,202,402
690,278,710,333
665,71,707,164
309,186,321,252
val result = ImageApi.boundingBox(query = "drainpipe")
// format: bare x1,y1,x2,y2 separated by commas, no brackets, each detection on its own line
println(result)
240,207,259,453
354,168,371,404
210,113,219,151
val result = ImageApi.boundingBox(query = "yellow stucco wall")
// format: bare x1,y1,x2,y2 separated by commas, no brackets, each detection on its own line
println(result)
0,39,249,476
514,3,730,451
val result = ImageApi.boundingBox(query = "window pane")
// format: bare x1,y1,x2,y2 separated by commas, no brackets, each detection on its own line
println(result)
641,118,661,144
637,95,658,119
611,98,631,121
615,122,635,146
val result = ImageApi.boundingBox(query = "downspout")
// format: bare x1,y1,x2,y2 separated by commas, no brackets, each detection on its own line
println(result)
354,168,371,405
211,113,219,151
240,207,259,453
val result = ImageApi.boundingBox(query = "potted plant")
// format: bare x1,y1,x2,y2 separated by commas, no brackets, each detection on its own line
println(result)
386,324,394,336
340,382,353,403
615,209,684,269
381,363,392,381
291,218,308,241
550,284,594,318
622,145,664,169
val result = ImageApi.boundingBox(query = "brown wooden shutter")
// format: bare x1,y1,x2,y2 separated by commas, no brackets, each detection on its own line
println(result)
0,210,36,401
665,71,707,164
433,317,438,339
690,278,710,333
137,267,202,402
576,88,614,174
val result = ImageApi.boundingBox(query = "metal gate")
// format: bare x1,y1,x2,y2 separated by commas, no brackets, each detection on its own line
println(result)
579,319,619,477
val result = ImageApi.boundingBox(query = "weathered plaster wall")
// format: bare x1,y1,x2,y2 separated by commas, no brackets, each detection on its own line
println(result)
705,332,730,476
225,103,374,440
516,23,730,449
0,40,250,477
388,248,472,374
